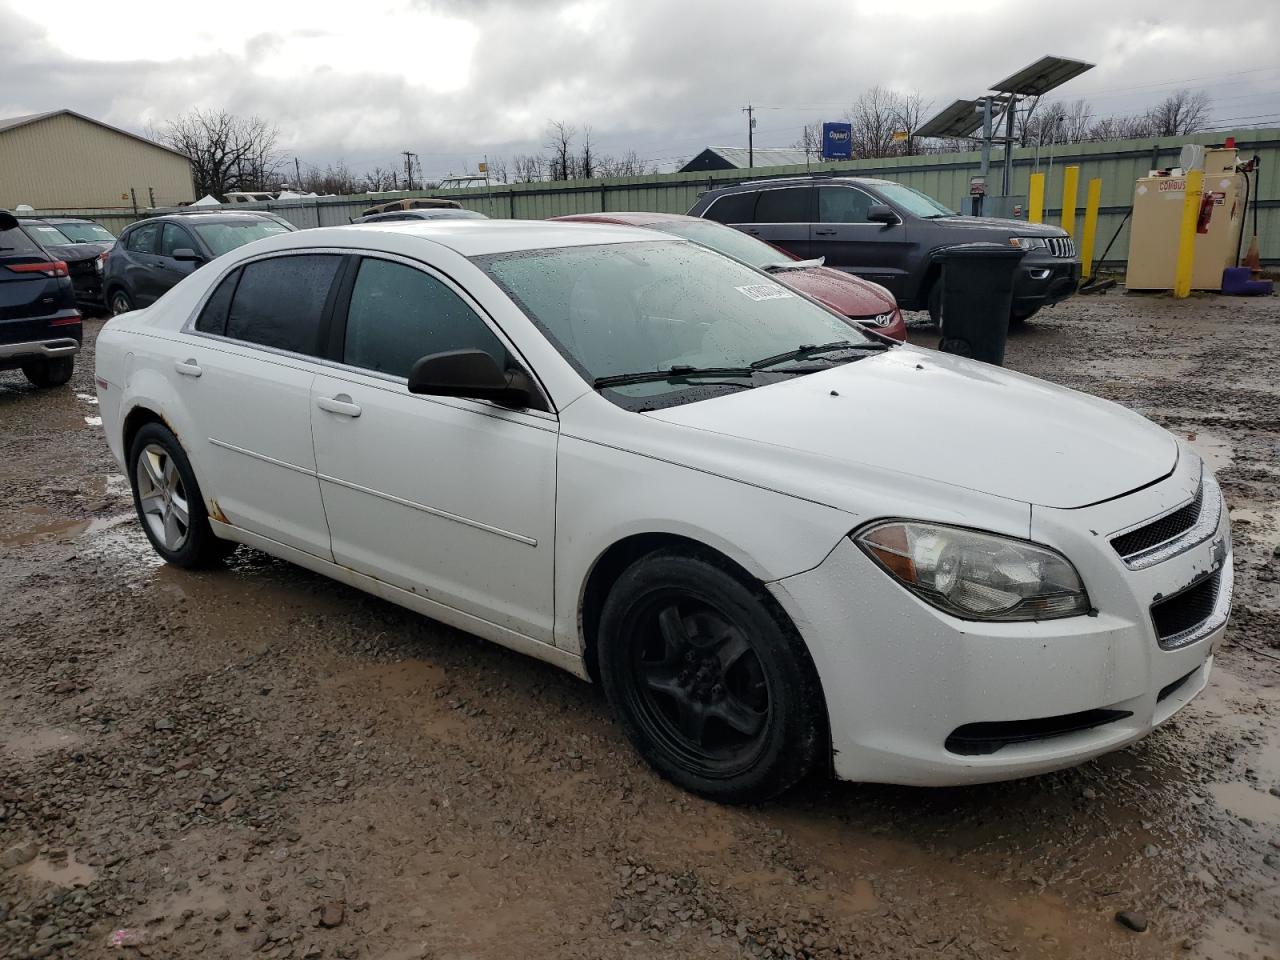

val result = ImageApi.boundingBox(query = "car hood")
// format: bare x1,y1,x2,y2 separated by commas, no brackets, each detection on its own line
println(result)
644,347,1177,510
777,266,897,317
925,216,1065,239
41,240,113,263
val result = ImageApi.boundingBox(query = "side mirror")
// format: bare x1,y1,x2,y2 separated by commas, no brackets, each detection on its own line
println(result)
0,211,18,231
867,204,900,225
172,247,204,263
408,349,532,409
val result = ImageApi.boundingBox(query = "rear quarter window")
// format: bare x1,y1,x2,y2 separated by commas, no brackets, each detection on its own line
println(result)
194,268,240,335
703,192,757,224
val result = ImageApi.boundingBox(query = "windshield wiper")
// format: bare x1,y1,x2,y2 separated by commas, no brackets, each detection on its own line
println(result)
592,365,759,390
750,339,889,370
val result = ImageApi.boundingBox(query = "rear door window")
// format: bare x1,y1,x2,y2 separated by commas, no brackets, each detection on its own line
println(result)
703,191,757,224
225,254,342,356
755,188,812,224
194,269,240,335
127,223,160,255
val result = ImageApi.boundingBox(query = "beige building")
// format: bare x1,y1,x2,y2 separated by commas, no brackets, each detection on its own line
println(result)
0,109,194,211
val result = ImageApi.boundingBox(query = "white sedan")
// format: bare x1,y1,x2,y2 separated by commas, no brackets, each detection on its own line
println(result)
95,220,1232,802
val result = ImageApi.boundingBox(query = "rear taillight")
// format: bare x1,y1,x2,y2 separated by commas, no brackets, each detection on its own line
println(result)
49,312,82,327
8,260,69,278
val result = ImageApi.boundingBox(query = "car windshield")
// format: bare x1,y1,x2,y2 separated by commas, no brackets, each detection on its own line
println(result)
191,220,292,256
52,222,115,243
874,182,955,218
653,220,791,269
25,223,70,246
476,240,873,407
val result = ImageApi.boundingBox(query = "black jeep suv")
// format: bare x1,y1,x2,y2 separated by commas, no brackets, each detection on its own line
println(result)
688,176,1080,324
0,211,81,388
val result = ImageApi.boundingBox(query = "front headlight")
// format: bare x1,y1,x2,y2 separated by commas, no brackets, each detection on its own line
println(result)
855,521,1090,621
1008,237,1049,251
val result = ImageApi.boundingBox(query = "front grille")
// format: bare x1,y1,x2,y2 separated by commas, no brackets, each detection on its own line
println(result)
946,708,1132,756
1112,485,1204,563
1151,570,1221,649
1048,236,1076,259
67,260,96,278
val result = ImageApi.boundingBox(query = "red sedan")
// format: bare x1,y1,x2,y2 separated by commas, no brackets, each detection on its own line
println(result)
551,211,906,341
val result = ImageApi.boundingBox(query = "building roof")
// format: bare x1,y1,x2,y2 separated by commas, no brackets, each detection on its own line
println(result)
683,146,816,170
0,109,190,160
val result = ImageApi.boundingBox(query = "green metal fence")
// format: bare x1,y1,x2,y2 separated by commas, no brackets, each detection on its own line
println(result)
31,127,1280,266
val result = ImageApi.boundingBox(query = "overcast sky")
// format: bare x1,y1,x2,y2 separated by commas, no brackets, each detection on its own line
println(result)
2,0,1278,180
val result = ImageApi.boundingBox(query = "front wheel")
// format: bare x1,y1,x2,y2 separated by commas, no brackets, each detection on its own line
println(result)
597,550,826,803
128,422,232,568
22,357,74,388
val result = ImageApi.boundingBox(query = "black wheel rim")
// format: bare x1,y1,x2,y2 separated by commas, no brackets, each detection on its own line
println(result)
112,292,130,314
621,592,771,778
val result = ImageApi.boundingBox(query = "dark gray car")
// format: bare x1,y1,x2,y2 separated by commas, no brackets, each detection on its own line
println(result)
103,212,295,315
688,176,1081,324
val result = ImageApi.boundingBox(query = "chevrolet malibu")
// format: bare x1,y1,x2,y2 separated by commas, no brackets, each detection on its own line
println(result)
94,221,1232,802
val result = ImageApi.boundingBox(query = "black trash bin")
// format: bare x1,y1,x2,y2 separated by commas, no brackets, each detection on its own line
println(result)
935,243,1026,366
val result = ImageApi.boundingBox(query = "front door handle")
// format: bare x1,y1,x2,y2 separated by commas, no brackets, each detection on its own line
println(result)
316,394,362,418
814,228,837,236
174,358,202,377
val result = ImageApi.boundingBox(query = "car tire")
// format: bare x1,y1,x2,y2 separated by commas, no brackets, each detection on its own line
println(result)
22,357,75,388
128,422,233,568
1010,307,1038,327
109,288,134,316
597,549,826,803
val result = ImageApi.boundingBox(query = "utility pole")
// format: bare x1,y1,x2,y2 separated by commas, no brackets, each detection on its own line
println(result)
742,105,756,168
147,186,155,209
294,157,302,190
130,188,138,217
402,151,418,191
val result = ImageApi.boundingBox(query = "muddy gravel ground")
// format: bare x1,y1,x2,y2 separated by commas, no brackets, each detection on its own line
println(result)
2,291,1279,960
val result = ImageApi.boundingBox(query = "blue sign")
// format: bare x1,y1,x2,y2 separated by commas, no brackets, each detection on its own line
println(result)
822,122,853,160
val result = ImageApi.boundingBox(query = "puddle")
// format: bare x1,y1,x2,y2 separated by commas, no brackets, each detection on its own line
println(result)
2,512,134,547
21,850,98,887
1229,502,1280,550
1182,430,1234,472
2,726,85,761
1209,782,1280,825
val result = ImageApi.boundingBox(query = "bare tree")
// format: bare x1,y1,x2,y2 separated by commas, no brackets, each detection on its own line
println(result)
845,86,901,159
793,122,822,162
511,154,546,183
1089,113,1154,142
892,90,932,156
360,166,399,192
1146,89,1211,136
545,121,576,181
577,124,595,180
485,156,509,184
596,150,656,178
297,161,360,196
148,109,281,198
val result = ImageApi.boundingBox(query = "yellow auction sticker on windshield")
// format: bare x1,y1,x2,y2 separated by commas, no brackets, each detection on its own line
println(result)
735,284,795,302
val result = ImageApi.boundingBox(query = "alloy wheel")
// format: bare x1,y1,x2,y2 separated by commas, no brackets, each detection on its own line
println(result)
135,443,190,552
111,291,132,315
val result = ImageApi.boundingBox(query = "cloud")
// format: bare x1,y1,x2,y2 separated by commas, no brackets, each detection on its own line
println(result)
2,0,1277,179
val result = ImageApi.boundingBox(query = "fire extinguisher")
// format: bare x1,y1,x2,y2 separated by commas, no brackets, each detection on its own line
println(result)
1196,191,1215,234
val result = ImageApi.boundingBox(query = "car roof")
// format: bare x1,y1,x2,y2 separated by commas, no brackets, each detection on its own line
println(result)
265,219,668,257
552,212,701,227
713,176,896,193
130,213,280,227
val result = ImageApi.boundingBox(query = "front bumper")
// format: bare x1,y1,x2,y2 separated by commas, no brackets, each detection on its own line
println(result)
769,457,1231,786
1013,257,1081,311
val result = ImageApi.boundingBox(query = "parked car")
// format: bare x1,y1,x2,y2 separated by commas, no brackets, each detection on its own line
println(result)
359,197,463,218
352,209,488,225
1,210,81,387
19,216,116,311
96,220,1230,802
103,212,295,315
688,177,1081,325
552,212,905,340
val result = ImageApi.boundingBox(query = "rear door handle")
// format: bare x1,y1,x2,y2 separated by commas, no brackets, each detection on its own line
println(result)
316,394,362,418
814,229,837,236
174,358,202,377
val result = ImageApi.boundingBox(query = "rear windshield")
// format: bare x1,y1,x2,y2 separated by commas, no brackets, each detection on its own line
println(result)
191,220,292,257
0,226,42,255
24,223,70,247
53,222,115,243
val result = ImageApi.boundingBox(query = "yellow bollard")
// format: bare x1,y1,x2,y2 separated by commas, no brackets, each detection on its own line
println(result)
1061,166,1079,237
1028,173,1045,224
1174,169,1203,299
1079,178,1102,279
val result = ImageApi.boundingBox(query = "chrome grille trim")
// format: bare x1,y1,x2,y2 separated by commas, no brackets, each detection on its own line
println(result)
1111,473,1223,571
1047,236,1077,259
